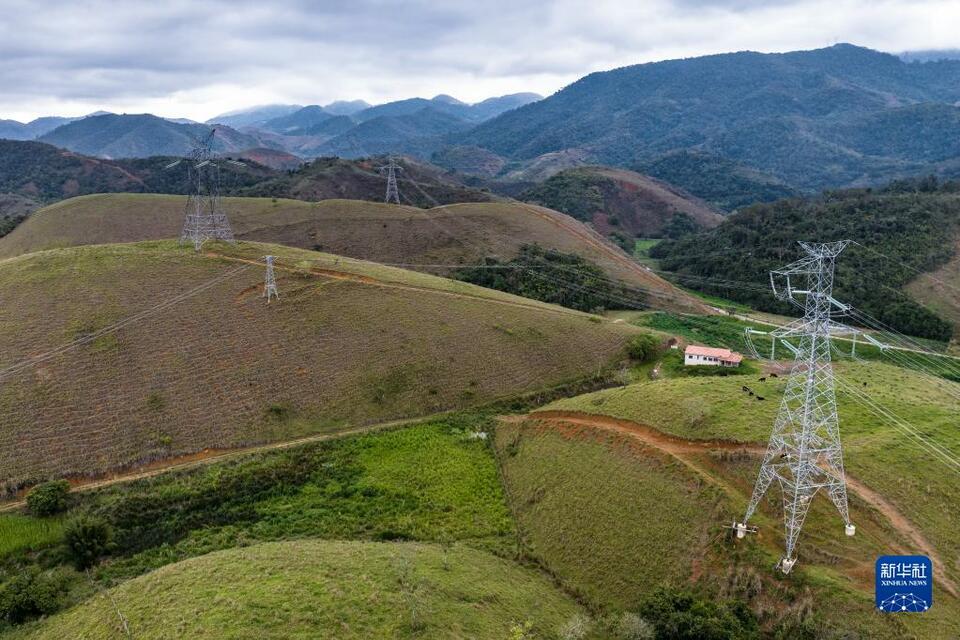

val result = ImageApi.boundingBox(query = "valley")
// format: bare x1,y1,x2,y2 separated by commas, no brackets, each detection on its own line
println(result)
3,29,960,640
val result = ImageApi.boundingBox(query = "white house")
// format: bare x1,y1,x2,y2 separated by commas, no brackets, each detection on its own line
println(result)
684,345,743,368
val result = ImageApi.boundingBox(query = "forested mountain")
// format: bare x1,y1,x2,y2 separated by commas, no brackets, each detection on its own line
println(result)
0,116,80,141
38,114,270,158
242,155,493,206
520,166,723,241
0,139,275,203
650,179,960,340
313,108,473,158
456,45,960,197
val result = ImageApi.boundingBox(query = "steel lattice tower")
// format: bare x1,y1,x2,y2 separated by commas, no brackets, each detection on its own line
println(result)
263,255,279,302
378,157,402,205
737,241,857,574
173,129,236,251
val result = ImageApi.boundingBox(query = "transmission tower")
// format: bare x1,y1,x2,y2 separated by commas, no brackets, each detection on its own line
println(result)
736,241,863,574
263,255,279,302
378,157,402,204
166,129,240,251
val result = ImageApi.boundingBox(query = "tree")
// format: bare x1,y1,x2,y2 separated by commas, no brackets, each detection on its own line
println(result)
25,480,70,517
64,515,112,570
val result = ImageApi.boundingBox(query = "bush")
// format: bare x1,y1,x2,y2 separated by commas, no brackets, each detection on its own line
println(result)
64,515,112,570
26,480,71,517
641,588,759,640
613,612,656,639
0,567,74,624
627,333,660,362
558,613,592,639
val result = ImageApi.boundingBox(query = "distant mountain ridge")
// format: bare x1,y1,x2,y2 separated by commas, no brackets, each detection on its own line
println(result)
456,44,960,196
23,93,542,161
38,113,270,158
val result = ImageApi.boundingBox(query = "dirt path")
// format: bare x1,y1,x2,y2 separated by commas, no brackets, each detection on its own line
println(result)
519,409,958,597
0,415,429,513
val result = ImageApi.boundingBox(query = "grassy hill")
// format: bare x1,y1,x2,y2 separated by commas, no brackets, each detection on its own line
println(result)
9,539,582,639
0,239,646,488
650,183,960,340
0,194,704,312
520,166,725,240
496,359,960,638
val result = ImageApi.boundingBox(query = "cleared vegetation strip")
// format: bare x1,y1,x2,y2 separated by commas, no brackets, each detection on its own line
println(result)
521,409,958,597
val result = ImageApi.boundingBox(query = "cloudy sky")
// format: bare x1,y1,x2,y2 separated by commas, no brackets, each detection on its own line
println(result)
1,0,957,122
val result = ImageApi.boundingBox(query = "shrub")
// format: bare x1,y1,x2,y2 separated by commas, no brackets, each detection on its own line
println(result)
0,567,74,624
64,515,112,570
558,613,592,639
613,612,656,639
26,480,71,517
640,588,760,640
627,333,660,362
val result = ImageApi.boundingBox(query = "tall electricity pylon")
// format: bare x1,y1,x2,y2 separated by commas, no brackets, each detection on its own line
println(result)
167,129,239,251
378,157,402,204
737,241,861,574
263,255,279,303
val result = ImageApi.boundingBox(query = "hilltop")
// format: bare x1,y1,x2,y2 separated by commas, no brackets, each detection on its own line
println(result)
455,44,960,198
0,194,703,312
38,114,270,158
520,166,724,240
13,540,583,639
0,139,276,205
0,240,644,487
241,156,492,206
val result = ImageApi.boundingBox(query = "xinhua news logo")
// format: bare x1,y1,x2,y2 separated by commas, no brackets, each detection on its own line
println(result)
876,555,932,613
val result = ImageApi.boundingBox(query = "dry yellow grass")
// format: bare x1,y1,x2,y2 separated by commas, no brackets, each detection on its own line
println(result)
0,239,641,489
0,194,706,313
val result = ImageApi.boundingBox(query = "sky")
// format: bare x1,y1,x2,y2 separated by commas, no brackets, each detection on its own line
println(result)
1,0,958,123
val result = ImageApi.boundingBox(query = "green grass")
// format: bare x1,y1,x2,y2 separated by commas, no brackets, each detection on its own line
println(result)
541,360,960,638
495,419,725,611
10,540,585,640
88,416,517,581
633,238,661,267
0,515,64,557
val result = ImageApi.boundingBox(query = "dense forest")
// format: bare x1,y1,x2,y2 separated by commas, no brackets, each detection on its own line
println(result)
651,179,960,340
456,244,645,312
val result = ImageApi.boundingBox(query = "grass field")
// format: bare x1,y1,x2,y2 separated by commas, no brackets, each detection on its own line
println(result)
0,194,705,312
495,418,725,611
538,360,960,637
0,239,643,489
493,415,924,638
0,515,64,557
10,539,585,640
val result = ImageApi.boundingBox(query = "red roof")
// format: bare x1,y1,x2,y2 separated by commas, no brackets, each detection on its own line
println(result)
685,345,743,363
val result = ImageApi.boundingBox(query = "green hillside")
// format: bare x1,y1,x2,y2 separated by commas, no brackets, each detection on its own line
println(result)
10,540,583,639
650,183,960,340
493,359,960,638
0,239,643,488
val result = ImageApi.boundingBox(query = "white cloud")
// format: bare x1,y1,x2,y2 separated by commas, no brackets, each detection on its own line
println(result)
0,0,957,122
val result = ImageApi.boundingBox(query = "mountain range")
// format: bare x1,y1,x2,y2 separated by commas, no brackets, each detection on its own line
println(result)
458,44,960,201
7,44,960,210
